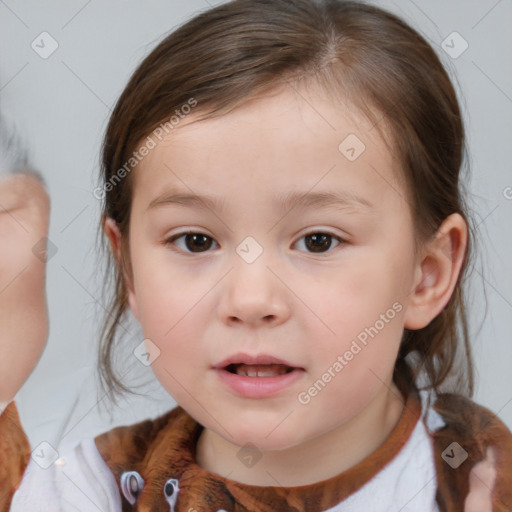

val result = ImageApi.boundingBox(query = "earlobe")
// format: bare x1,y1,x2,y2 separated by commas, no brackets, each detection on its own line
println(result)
127,287,139,321
103,217,122,262
404,213,467,330
103,217,139,321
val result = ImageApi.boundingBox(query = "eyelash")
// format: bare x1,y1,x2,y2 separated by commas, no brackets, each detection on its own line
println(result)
164,230,347,256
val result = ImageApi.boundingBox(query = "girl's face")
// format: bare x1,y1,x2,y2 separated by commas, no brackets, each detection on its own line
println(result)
124,84,423,451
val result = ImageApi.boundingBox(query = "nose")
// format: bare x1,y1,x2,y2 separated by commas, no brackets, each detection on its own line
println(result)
217,253,291,328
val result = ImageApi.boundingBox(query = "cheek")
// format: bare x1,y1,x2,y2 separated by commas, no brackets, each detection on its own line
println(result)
297,257,406,381
131,250,198,337
139,291,206,400
300,317,404,427
131,262,209,373
301,258,402,333
137,285,202,350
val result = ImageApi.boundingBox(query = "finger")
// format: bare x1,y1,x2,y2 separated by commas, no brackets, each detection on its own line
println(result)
464,446,498,512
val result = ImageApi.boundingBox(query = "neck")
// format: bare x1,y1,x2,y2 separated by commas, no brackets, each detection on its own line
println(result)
195,380,406,487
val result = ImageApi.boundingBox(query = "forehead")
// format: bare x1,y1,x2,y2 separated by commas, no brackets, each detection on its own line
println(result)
132,85,407,216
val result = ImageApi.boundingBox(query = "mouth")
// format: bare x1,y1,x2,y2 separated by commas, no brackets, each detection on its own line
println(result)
214,352,303,376
224,363,295,377
213,353,304,398
215,364,304,398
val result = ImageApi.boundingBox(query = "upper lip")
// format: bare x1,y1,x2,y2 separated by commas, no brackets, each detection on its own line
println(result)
213,352,301,369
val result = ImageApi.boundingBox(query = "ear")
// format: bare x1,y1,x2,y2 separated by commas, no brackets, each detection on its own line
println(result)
103,217,139,321
404,213,468,330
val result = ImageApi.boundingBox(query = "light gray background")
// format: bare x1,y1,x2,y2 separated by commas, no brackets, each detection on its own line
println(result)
1,0,511,455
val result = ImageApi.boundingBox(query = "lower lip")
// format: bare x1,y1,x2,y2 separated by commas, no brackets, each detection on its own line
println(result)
214,367,305,398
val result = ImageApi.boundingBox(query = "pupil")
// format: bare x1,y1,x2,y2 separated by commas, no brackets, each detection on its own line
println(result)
165,481,174,497
185,233,212,252
306,233,331,253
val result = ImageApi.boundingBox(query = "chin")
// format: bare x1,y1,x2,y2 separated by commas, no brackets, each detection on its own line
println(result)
228,424,302,453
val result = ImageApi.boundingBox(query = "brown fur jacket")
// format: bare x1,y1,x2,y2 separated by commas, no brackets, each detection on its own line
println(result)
1,385,512,511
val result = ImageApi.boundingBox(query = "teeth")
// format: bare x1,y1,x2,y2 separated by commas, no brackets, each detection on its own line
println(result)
234,364,290,377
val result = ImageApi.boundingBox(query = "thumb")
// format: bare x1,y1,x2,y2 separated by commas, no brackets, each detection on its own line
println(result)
464,446,497,512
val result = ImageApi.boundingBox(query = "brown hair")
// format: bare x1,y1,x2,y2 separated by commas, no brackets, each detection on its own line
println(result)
95,0,480,409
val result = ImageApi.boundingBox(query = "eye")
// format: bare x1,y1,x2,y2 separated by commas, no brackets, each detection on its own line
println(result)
165,231,218,254
164,230,346,255
294,231,346,254
163,478,180,509
120,470,145,505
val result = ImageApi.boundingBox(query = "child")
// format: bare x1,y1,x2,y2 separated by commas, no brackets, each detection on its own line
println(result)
1,0,512,510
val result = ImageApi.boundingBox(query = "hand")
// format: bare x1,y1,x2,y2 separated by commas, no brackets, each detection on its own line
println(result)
0,172,50,405
464,446,498,512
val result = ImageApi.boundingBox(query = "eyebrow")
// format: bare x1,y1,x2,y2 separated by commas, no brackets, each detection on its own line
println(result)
146,189,374,215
